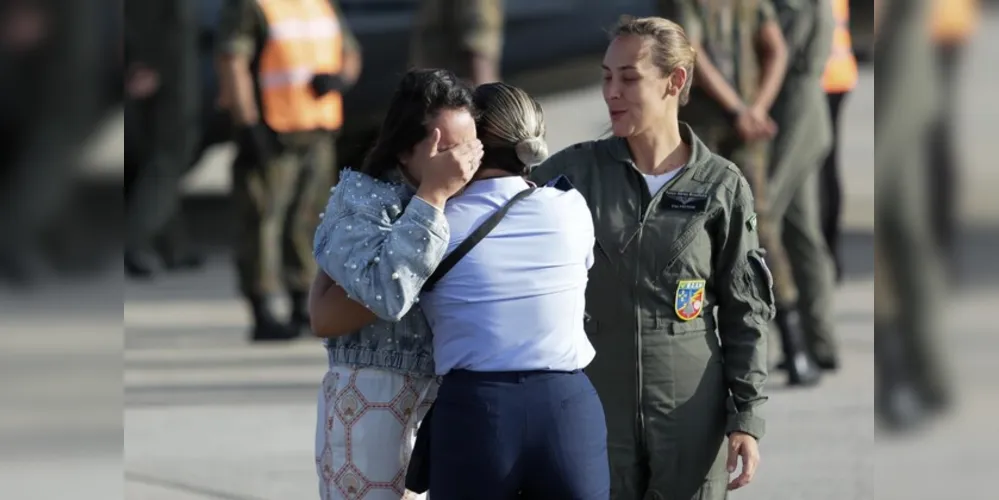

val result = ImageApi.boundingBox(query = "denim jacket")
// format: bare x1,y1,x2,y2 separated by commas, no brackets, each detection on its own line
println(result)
313,168,449,378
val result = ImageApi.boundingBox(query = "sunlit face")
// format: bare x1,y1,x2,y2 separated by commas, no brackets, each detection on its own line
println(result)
400,108,477,184
602,35,686,137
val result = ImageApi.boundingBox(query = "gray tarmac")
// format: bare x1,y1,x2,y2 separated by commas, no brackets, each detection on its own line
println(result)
13,11,999,499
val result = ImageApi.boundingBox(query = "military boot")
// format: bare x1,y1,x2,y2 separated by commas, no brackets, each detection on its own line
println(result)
124,249,160,279
249,295,300,342
775,306,822,387
875,321,928,433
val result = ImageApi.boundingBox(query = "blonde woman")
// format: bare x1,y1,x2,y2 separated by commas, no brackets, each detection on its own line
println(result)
529,17,771,499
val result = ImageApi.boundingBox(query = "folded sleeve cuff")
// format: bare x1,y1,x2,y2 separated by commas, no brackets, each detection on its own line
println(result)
726,411,766,440
407,196,450,242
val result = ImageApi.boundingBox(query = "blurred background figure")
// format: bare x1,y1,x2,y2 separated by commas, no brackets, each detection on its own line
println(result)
124,0,204,279
928,0,979,273
0,0,105,285
818,0,859,282
766,0,840,385
669,0,829,387
874,0,953,433
215,0,362,343
410,0,505,86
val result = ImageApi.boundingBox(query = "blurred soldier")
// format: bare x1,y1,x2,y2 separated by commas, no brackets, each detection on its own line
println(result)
0,0,102,284
927,0,979,269
124,0,202,278
411,0,504,86
767,0,839,379
818,0,859,281
874,0,952,431
216,0,362,342
670,1,823,385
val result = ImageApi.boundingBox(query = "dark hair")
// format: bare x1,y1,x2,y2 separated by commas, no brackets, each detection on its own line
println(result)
473,82,548,175
360,69,475,179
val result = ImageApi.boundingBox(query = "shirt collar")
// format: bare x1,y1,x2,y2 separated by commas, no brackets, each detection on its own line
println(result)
606,121,709,171
460,175,529,196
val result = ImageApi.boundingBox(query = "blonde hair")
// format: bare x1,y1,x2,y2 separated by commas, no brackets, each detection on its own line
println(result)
610,16,697,105
473,82,548,172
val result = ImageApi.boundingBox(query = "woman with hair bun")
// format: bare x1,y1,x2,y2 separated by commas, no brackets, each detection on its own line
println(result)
312,80,609,498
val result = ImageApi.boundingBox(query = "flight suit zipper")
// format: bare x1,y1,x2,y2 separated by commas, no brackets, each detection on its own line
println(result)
633,224,645,449
631,166,694,451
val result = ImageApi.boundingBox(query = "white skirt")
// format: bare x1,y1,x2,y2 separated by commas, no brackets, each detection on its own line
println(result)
315,365,437,500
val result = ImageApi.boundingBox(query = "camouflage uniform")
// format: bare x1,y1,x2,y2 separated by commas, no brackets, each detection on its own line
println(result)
216,0,357,337
672,0,793,308
670,0,825,385
410,0,504,84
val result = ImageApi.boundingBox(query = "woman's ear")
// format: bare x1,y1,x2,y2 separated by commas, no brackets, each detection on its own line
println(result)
668,67,688,99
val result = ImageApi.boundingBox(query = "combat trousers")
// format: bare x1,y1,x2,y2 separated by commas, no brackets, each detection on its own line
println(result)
693,125,798,307
875,133,950,406
927,42,963,265
819,91,849,274
874,0,951,409
125,27,200,253
232,133,335,298
768,75,839,361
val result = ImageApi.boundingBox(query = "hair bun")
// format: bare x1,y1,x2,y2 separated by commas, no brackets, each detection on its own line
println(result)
514,136,549,166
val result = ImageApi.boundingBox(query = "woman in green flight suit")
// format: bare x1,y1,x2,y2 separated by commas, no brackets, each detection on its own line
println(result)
529,16,772,500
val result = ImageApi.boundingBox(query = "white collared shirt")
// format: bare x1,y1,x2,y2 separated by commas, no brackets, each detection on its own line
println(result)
420,176,597,375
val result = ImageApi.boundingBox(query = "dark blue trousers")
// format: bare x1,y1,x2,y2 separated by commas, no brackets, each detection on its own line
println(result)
429,369,610,500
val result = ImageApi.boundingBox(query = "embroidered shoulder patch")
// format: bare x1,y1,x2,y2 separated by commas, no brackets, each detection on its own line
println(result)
675,279,707,321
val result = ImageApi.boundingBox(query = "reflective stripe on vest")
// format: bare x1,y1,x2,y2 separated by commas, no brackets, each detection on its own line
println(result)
822,0,859,94
931,0,978,44
257,0,343,133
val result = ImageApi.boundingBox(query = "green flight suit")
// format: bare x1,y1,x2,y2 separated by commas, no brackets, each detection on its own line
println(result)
410,0,505,82
874,0,951,416
673,0,800,309
125,0,201,254
530,124,771,500
216,0,357,299
768,0,838,361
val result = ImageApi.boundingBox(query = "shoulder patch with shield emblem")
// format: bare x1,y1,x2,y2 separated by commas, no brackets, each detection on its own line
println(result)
675,279,707,321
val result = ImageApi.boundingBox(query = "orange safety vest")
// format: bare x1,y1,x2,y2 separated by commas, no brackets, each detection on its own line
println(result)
931,0,978,44
257,0,344,133
821,0,859,94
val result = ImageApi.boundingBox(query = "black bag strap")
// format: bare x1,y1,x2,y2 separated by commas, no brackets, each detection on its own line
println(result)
422,186,536,292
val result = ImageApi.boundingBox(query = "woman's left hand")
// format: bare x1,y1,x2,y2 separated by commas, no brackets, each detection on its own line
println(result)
726,431,760,490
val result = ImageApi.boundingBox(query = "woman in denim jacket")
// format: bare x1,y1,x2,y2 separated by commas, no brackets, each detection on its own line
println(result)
309,68,483,500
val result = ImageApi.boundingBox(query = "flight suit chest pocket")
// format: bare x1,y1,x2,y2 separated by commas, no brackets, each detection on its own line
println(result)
652,207,718,275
